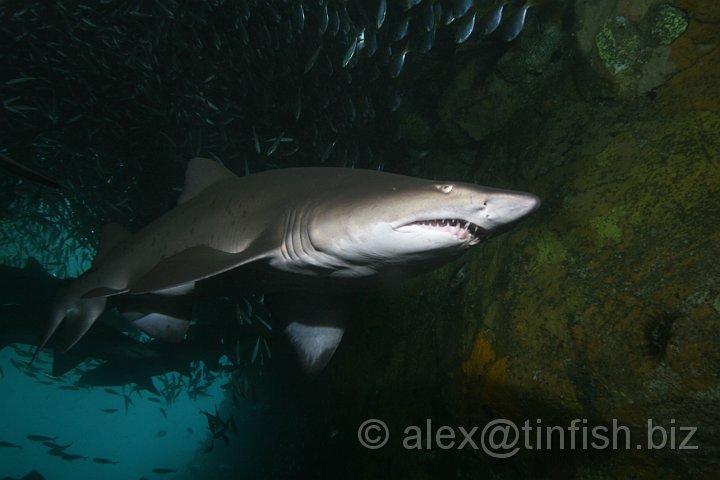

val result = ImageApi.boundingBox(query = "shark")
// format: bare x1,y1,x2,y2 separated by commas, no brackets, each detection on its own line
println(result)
0,153,62,189
35,158,540,374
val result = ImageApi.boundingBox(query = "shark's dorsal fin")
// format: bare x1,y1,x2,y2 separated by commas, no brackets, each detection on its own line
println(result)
94,223,131,266
178,157,237,205
129,244,271,294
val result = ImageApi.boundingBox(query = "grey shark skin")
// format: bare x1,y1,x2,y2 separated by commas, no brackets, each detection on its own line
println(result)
37,158,540,373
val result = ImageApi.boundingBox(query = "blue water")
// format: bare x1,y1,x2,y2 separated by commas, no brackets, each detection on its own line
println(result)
0,347,228,479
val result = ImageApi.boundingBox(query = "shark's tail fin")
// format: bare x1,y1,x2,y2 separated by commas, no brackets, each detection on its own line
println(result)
32,288,107,363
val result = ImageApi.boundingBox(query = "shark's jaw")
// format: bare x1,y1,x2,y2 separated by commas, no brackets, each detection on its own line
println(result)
394,218,489,246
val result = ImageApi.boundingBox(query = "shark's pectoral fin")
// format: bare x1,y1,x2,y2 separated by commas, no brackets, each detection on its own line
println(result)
129,313,189,343
130,244,271,294
268,292,348,375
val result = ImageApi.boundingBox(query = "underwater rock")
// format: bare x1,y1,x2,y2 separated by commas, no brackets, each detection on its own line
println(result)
451,6,720,476
437,21,568,145
316,2,720,478
594,14,646,74
574,0,692,97
646,4,689,46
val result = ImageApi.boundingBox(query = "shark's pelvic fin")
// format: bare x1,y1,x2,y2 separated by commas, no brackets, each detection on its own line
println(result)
129,244,270,294
177,157,237,205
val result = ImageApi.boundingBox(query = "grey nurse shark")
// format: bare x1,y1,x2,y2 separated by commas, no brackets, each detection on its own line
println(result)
36,158,540,374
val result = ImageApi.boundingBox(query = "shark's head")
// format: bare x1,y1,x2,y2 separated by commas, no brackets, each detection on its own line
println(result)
303,173,540,276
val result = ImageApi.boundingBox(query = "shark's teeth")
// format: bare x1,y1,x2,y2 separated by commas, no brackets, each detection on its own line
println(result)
403,218,487,242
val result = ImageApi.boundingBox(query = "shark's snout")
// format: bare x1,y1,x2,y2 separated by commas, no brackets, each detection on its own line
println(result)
482,191,541,229
514,192,542,217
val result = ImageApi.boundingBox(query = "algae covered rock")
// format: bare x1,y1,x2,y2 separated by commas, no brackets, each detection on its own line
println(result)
647,4,689,46
595,14,646,74
574,0,691,97
437,21,569,145
452,4,720,476
327,2,719,478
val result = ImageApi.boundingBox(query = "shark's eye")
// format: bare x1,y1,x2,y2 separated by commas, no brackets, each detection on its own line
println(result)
436,184,453,194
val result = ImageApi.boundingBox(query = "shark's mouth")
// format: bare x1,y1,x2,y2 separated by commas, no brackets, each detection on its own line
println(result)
400,218,489,244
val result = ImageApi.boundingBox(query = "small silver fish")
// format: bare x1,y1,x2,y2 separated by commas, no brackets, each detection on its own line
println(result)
27,435,57,442
390,50,408,78
392,15,410,42
342,35,358,68
152,468,177,474
376,0,387,30
453,0,474,18
455,11,476,43
478,2,505,36
502,3,530,41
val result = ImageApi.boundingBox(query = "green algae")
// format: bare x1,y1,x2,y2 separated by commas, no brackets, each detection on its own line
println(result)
534,229,568,266
649,5,689,46
595,16,644,73
590,206,625,246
